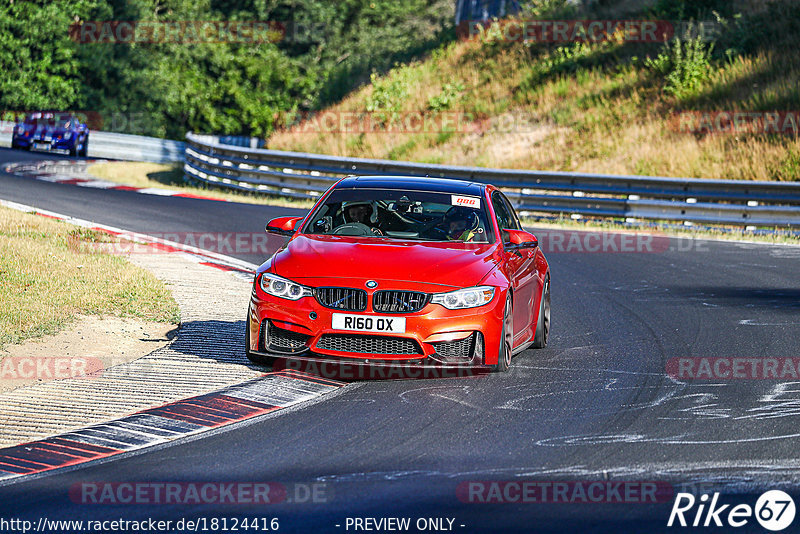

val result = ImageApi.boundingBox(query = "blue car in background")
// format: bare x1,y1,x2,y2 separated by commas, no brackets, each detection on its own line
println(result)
11,112,89,157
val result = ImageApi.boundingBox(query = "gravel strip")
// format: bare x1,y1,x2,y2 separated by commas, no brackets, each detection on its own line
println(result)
0,249,263,447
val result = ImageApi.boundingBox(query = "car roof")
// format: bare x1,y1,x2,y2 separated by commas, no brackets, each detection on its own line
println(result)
336,175,486,196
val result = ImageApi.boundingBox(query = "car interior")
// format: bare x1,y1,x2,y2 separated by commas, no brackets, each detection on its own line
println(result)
304,191,493,243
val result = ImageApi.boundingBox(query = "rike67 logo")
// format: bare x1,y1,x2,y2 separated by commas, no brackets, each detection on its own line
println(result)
668,490,796,531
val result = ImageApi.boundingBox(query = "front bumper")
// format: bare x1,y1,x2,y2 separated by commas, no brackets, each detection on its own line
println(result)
248,282,506,367
11,135,30,148
16,136,76,151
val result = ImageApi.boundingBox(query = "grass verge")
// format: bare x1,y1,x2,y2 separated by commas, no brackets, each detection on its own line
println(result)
88,162,315,209
0,206,180,347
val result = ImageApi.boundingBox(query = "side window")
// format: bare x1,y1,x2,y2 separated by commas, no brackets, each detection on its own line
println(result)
491,191,516,235
500,193,522,230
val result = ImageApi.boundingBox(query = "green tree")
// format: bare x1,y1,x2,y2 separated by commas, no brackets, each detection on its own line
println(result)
0,0,102,111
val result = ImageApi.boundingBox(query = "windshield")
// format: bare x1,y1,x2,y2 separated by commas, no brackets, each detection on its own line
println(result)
23,114,73,128
302,188,494,243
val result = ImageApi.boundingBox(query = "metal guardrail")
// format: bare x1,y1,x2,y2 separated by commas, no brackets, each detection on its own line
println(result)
4,120,798,226
185,132,800,227
0,121,184,164
87,131,184,163
0,121,14,145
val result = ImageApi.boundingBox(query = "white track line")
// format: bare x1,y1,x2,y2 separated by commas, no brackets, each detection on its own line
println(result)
0,198,259,273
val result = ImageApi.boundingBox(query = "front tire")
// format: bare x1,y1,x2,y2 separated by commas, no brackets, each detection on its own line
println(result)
532,276,550,349
79,136,89,157
492,295,513,373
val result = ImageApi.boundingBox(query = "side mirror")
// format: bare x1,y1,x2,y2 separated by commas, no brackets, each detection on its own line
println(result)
266,216,303,237
503,229,538,249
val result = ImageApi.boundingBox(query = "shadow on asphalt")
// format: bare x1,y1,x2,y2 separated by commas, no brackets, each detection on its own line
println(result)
668,286,800,310
168,319,501,382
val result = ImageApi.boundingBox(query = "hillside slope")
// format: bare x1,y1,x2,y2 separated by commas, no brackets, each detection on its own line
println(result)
268,0,800,181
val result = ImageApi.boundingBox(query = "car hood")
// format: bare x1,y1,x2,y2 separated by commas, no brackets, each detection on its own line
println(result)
271,234,499,290
33,127,69,136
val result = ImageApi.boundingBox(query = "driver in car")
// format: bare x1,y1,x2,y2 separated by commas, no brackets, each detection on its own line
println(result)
442,206,481,241
341,200,383,235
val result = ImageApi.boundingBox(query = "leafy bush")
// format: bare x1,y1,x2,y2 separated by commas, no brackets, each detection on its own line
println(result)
645,36,713,99
519,0,577,19
365,71,410,122
427,82,464,111
650,0,735,19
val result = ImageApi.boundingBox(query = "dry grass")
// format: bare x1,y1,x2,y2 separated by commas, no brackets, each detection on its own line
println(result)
268,2,800,182
88,162,314,209
0,206,180,347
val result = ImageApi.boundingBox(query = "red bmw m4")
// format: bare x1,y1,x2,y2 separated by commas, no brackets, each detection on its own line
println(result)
246,176,550,372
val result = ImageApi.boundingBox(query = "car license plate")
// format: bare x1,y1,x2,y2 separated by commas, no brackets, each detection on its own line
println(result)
34,142,50,150
331,313,406,333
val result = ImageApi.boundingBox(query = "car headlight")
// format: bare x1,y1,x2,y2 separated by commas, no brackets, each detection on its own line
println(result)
63,132,72,140
259,273,312,301
431,286,495,309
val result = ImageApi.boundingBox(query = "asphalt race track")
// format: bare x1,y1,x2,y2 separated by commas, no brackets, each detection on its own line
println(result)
2,147,800,532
